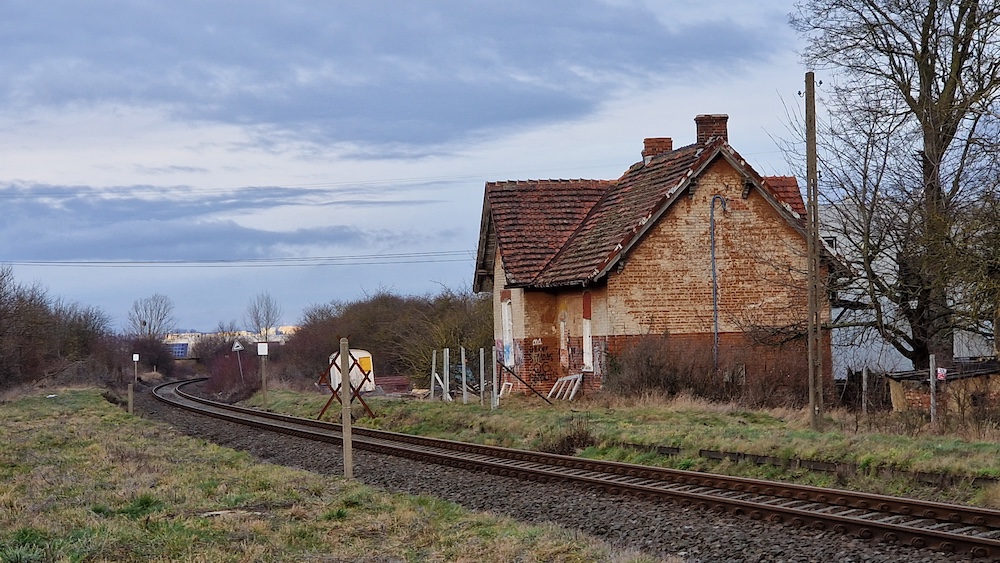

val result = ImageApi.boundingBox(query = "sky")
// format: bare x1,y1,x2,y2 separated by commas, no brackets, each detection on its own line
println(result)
0,1,812,332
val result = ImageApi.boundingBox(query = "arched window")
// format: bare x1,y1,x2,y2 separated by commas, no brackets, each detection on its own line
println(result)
582,292,593,371
501,293,514,367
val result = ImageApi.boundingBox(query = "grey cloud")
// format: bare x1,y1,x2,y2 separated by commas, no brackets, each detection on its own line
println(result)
133,165,211,175
0,182,448,261
0,1,782,150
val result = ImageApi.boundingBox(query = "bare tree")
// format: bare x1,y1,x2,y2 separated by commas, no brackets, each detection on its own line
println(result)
244,292,282,341
0,265,113,388
954,193,1000,357
790,0,1000,368
126,294,176,339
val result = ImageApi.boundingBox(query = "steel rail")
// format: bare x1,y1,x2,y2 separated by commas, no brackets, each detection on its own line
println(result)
152,379,1000,558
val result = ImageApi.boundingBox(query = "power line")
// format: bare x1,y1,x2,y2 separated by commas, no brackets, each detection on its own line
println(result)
6,250,476,269
0,162,635,201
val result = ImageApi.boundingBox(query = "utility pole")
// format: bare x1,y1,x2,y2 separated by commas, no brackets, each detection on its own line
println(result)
806,71,823,430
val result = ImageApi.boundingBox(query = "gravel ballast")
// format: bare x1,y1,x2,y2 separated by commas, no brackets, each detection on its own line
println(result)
133,386,975,562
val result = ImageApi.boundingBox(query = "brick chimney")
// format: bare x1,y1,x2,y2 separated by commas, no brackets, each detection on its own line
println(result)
642,137,673,164
695,114,729,144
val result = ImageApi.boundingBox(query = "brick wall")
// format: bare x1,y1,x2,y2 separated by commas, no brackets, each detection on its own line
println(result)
606,159,818,337
494,157,831,397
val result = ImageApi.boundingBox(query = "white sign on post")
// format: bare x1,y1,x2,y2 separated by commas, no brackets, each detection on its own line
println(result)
257,342,269,356
231,341,244,352
132,353,139,362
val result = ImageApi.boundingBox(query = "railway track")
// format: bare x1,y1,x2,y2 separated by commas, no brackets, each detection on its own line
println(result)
154,378,1000,559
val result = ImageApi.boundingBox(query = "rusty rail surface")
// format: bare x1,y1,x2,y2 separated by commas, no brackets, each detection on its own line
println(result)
153,379,1000,559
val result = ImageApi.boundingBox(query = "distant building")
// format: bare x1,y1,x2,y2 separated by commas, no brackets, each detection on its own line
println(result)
163,327,298,359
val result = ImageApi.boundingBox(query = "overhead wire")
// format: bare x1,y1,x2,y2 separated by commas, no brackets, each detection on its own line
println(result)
5,250,476,269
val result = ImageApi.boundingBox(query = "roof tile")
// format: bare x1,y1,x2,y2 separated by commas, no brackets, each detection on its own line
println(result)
487,179,611,285
484,142,807,289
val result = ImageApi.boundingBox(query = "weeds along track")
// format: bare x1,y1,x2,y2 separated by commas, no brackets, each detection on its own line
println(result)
154,379,1000,559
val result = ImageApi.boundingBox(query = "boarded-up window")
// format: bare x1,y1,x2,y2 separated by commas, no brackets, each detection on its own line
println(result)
559,318,568,369
501,297,514,367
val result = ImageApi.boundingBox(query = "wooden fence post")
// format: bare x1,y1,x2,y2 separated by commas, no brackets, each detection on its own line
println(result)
862,366,868,416
340,337,354,479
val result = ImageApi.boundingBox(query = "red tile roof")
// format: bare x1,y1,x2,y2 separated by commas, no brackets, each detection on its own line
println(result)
477,141,808,290
534,142,707,286
763,175,805,217
486,179,611,286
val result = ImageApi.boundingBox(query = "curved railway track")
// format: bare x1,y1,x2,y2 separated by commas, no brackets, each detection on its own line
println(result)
154,378,1000,559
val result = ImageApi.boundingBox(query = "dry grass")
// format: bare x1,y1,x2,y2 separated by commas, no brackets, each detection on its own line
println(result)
0,387,673,563
246,379,1000,508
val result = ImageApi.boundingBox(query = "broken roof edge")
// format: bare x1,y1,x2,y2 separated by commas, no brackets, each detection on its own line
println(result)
478,178,614,292
588,142,838,287
589,139,729,283
527,143,712,287
472,189,495,293
485,178,614,188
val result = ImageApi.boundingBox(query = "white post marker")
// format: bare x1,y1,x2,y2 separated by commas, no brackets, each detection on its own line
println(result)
258,342,269,406
340,337,354,479
132,353,139,384
232,340,245,381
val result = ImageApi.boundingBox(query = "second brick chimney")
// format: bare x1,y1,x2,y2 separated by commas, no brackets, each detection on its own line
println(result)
642,137,673,164
695,114,729,144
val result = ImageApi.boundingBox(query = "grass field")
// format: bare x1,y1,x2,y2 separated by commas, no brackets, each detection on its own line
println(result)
245,386,1000,508
0,388,667,562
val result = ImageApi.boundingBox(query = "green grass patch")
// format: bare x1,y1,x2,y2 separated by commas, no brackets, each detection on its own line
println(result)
0,387,666,562
246,386,1000,507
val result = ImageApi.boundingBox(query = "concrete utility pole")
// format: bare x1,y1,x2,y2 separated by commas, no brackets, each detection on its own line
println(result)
710,194,728,374
806,71,824,430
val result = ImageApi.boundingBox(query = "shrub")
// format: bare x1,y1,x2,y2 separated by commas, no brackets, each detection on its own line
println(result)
605,334,687,396
605,334,810,408
129,337,176,378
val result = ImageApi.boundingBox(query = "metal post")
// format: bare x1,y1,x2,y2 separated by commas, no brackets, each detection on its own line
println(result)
929,354,937,425
127,383,134,415
260,354,267,407
710,194,728,374
340,337,354,479
461,347,468,404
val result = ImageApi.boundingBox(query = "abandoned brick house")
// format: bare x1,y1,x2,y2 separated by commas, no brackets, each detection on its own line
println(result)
473,114,834,396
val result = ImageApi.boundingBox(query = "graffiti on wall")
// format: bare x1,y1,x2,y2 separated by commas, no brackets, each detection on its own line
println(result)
529,338,555,383
497,338,523,368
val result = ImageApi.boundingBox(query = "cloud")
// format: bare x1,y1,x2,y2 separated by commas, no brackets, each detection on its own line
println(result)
0,1,785,151
0,181,454,261
0,1,805,331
